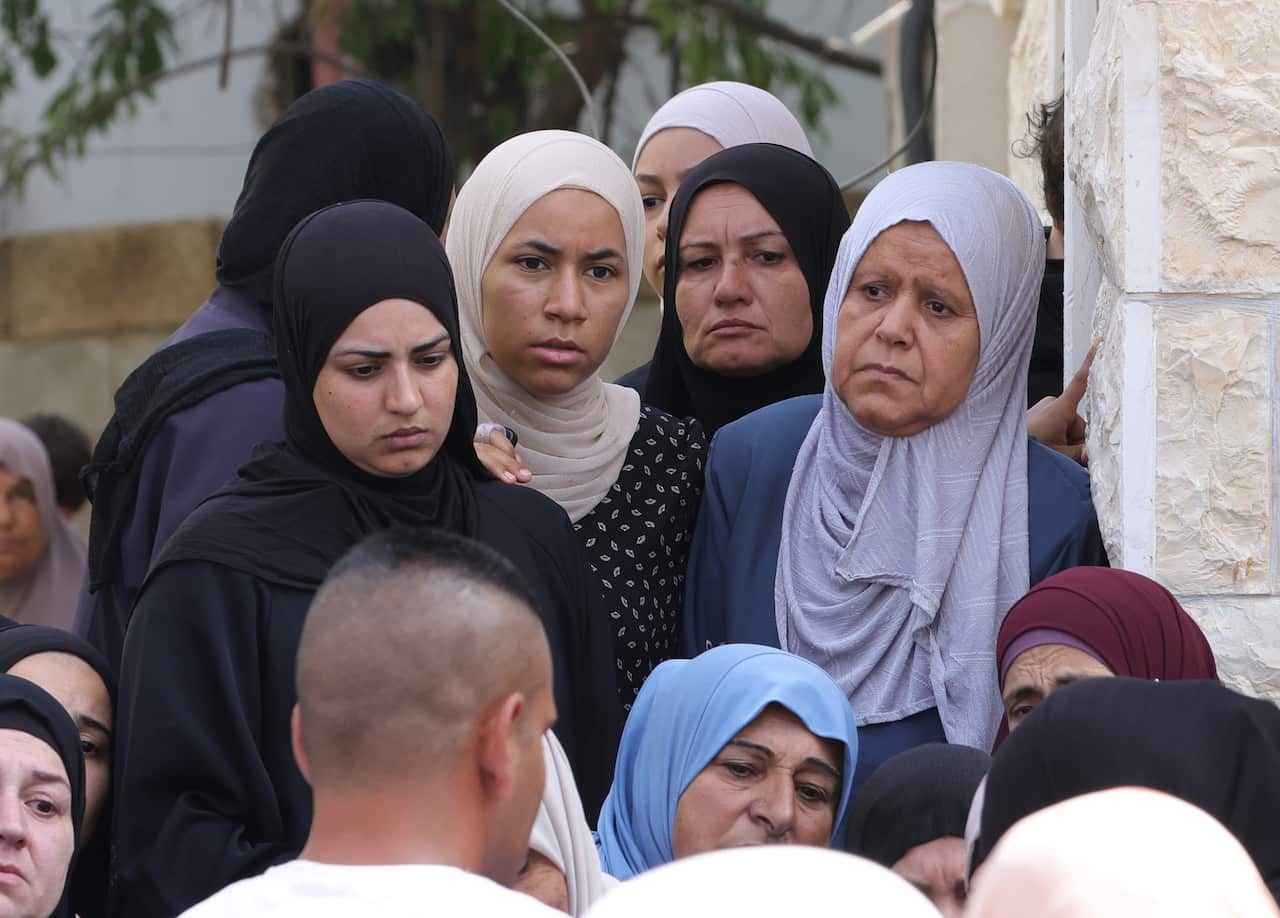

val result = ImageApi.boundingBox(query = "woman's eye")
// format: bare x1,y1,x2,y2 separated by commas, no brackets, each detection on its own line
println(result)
641,196,663,211
721,761,755,779
796,784,830,805
416,353,447,368
1012,704,1035,719
7,481,35,503
81,737,100,759
586,265,617,280
683,257,717,272
754,250,784,265
28,799,57,817
926,300,953,316
346,365,378,379
516,256,546,271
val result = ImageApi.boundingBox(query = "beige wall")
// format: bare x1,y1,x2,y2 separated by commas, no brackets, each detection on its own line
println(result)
0,219,221,439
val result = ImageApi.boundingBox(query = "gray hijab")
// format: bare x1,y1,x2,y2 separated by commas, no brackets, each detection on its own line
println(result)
0,420,87,630
774,161,1044,750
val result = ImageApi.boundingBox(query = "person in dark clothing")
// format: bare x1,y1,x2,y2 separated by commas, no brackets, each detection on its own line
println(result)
622,144,849,436
0,619,116,918
109,201,619,918
1019,95,1065,406
20,414,91,518
74,78,455,671
844,743,991,917
0,673,86,918
973,678,1280,905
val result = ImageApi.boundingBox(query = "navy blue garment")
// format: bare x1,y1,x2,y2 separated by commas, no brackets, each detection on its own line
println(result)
682,395,1107,780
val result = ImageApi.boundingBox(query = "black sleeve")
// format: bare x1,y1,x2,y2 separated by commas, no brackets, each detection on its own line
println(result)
539,513,622,825
110,562,296,917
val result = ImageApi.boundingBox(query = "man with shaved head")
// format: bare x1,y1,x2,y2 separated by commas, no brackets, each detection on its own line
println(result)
180,527,563,916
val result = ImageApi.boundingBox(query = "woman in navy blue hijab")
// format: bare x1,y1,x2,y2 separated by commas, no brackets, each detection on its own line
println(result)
595,644,857,880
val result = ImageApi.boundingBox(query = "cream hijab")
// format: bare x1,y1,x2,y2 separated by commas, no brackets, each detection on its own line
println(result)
447,131,645,522
631,81,813,168
529,733,615,915
586,846,940,917
0,420,87,630
968,788,1280,917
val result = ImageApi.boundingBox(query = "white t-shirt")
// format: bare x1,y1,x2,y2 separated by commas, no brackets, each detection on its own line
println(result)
178,860,565,917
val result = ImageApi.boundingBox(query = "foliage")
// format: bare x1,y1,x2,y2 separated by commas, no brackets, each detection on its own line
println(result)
0,0,854,193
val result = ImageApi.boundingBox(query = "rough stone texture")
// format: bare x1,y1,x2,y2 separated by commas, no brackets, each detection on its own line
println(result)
1006,0,1053,214
0,331,169,447
1069,0,1125,287
0,218,222,340
1154,306,1272,594
1183,598,1280,701
1159,3,1280,291
1084,279,1125,567
1072,0,1280,699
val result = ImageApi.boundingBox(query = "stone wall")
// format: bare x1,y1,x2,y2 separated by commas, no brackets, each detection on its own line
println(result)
1073,0,1280,699
0,218,222,440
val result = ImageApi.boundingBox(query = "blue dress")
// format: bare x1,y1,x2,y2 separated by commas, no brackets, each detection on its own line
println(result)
683,395,1108,786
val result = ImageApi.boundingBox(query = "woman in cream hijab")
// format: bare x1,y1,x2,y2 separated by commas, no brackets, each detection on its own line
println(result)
968,788,1279,917
447,131,705,707
515,733,615,915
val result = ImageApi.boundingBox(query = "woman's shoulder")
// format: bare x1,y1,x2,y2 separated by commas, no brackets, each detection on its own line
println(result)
634,405,707,463
474,480,576,542
708,395,822,474
1026,439,1108,577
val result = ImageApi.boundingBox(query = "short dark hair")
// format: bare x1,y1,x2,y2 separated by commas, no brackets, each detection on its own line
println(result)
1015,94,1065,228
325,525,538,614
21,414,91,514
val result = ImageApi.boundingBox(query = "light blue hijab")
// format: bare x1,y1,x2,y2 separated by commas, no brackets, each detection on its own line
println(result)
594,644,859,880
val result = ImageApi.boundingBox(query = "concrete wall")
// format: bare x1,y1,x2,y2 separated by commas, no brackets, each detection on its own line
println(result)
1073,0,1280,698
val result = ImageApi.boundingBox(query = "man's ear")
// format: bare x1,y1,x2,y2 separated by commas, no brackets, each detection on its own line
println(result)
291,704,312,785
476,692,526,802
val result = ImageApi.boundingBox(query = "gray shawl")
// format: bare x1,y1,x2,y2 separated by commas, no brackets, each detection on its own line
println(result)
774,161,1044,749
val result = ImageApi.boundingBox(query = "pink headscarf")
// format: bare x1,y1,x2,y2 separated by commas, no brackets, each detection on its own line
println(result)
0,420,86,629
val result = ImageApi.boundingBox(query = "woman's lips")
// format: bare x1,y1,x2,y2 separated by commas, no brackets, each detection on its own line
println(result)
708,319,759,337
531,341,586,366
858,362,912,381
382,428,429,450
0,864,26,885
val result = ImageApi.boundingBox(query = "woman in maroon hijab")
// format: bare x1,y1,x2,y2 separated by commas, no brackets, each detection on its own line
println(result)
994,568,1217,745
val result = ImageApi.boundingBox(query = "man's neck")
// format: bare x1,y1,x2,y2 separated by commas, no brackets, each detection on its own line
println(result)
300,790,487,873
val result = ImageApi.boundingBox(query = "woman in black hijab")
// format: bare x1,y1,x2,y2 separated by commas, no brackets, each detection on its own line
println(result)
974,677,1280,903
77,78,456,673
0,673,85,918
844,743,991,917
110,201,618,918
0,622,114,918
623,143,848,435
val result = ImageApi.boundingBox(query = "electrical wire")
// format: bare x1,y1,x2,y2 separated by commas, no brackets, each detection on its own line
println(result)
494,0,602,140
839,7,936,191
494,0,936,188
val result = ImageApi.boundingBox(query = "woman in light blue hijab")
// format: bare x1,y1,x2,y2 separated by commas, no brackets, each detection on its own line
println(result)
595,644,858,880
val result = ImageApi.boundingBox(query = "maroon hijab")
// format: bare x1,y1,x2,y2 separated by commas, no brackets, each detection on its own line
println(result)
992,568,1218,748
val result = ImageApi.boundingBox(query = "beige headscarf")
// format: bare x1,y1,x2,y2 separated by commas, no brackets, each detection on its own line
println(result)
529,733,615,915
0,420,86,630
446,130,645,522
967,788,1280,917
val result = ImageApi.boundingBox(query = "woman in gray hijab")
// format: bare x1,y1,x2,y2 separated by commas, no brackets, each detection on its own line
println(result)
683,161,1106,789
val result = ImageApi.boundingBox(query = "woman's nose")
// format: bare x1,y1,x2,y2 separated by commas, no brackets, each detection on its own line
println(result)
384,364,424,415
751,772,796,838
874,293,914,346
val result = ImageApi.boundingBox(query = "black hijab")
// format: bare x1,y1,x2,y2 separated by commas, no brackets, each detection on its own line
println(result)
215,79,454,307
0,621,112,918
644,143,848,435
844,742,991,865
0,673,85,918
151,200,490,590
975,678,1280,902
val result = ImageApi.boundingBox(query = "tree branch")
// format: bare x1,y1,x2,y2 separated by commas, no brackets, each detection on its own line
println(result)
638,1,882,77
2,40,362,196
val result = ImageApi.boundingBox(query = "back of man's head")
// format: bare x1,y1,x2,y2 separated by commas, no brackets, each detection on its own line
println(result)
295,526,555,881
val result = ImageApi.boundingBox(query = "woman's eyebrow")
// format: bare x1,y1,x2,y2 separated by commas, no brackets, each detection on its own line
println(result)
333,333,451,360
582,247,624,262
